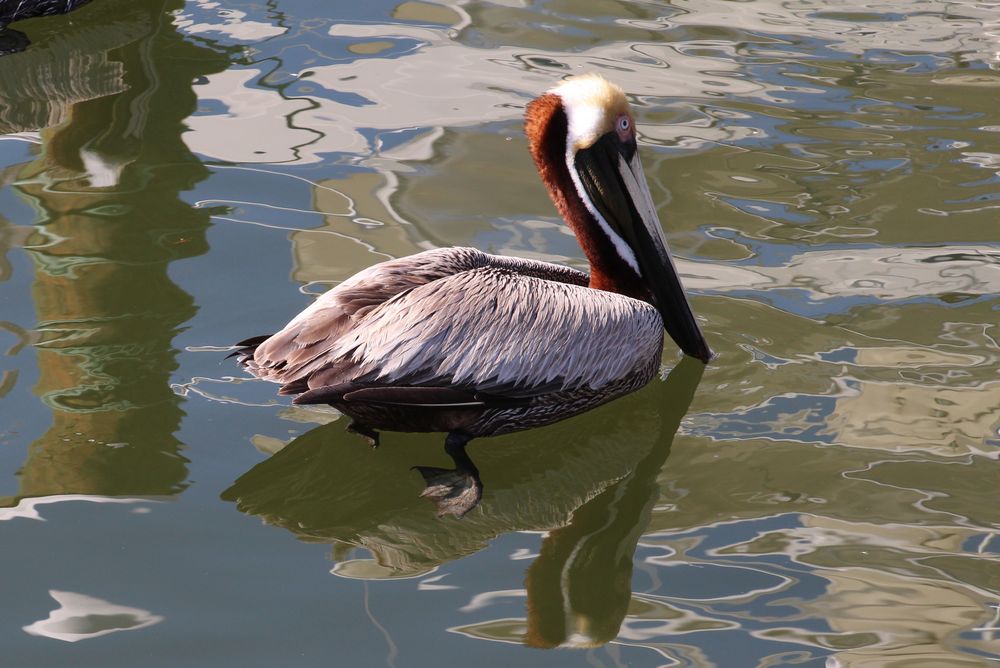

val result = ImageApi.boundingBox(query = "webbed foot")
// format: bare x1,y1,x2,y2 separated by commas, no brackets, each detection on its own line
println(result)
0,28,29,56
412,432,482,518
413,466,482,518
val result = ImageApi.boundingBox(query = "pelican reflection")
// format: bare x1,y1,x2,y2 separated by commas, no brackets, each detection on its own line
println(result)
223,356,702,648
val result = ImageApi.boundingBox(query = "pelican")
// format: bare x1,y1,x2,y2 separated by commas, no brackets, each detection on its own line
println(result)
233,74,711,515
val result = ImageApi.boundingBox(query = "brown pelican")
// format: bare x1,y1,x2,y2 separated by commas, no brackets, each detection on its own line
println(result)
233,74,711,515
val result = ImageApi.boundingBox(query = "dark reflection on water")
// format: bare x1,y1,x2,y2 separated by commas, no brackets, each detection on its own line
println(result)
1,0,229,506
524,359,702,649
0,0,95,56
224,357,703,648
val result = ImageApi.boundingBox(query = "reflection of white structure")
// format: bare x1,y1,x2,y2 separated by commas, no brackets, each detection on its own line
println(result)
177,0,1000,167
172,0,287,42
180,4,758,164
691,371,1000,457
23,590,162,642
0,495,154,522
786,516,1000,664
682,245,1000,301
820,377,1000,456
670,0,1000,69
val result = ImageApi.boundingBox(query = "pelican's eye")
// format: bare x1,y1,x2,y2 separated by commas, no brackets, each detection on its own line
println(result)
615,113,633,142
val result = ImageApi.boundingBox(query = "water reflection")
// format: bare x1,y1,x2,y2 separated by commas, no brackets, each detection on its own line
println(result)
178,0,758,165
3,0,999,664
0,7,135,133
523,359,702,649
224,357,703,647
22,590,162,643
0,0,228,506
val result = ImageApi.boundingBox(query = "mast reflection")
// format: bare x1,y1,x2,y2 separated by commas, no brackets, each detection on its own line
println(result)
2,0,227,506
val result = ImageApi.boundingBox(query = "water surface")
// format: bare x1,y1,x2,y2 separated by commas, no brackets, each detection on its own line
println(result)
1,0,999,665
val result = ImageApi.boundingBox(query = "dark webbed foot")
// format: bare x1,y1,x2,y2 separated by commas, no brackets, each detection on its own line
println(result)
0,28,29,56
346,421,380,448
413,432,482,518
414,467,483,518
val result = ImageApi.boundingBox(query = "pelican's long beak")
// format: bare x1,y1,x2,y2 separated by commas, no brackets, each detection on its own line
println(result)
574,134,713,363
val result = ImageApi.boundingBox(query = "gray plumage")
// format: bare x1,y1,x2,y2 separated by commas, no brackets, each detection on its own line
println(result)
237,246,664,437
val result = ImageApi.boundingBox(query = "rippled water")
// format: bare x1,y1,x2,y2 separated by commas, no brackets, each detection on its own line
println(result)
2,0,999,665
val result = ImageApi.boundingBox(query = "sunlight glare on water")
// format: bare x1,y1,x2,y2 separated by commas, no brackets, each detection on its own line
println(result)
1,0,999,666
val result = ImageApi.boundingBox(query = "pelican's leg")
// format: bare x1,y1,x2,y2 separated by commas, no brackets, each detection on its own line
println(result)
346,421,380,448
413,432,483,518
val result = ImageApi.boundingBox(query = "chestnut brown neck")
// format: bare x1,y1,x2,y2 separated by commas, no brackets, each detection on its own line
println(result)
524,93,650,303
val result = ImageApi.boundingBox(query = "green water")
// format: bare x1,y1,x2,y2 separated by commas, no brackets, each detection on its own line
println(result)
1,0,999,665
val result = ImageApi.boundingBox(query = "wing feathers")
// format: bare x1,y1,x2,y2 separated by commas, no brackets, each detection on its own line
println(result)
238,246,658,402
328,267,662,397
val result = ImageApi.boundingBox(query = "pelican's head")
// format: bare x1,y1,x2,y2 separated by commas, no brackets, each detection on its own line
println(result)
526,74,712,363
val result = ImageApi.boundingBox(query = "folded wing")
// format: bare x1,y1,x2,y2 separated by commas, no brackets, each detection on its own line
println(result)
239,247,661,403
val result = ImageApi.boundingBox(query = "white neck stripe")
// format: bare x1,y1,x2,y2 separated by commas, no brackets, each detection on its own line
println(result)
564,144,641,275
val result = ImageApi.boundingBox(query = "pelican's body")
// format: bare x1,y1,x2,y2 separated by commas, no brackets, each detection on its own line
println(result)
239,246,664,436
235,75,710,515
